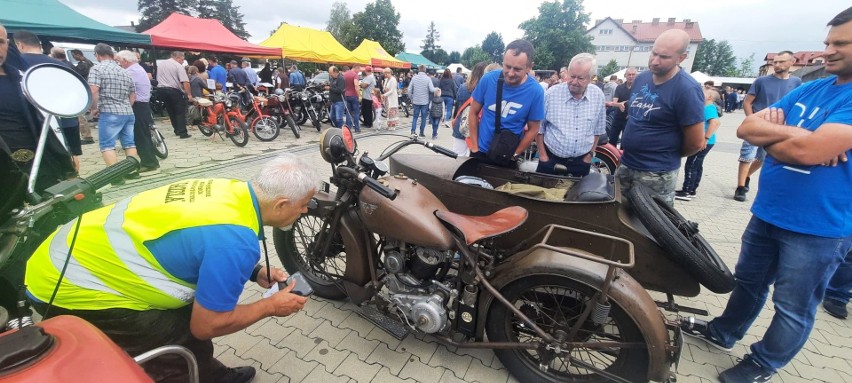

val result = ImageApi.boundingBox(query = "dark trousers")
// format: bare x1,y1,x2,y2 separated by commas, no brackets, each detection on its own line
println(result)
535,145,591,177
158,88,188,136
32,302,225,383
681,144,714,193
361,98,374,127
132,102,160,169
609,117,627,147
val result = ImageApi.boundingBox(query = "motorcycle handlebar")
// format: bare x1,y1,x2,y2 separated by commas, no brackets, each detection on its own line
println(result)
359,173,398,200
85,157,140,190
424,142,457,159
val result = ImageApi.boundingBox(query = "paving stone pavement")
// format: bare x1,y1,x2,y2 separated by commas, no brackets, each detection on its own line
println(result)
75,110,850,382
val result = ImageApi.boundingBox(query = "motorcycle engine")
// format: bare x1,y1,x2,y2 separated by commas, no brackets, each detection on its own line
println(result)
381,241,454,334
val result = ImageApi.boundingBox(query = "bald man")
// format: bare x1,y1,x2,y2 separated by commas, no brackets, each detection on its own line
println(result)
615,29,705,205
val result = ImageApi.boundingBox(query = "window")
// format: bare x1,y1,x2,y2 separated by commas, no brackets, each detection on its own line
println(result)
599,29,613,35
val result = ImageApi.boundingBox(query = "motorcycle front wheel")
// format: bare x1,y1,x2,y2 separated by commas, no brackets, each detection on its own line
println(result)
273,212,347,299
252,116,280,142
308,109,322,131
150,126,168,159
227,116,250,147
286,115,300,139
486,274,648,383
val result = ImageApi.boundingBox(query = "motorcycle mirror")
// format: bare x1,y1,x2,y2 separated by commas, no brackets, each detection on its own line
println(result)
21,63,92,117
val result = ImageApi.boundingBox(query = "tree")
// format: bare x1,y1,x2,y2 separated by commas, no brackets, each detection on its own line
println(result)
423,48,449,66
197,0,249,39
600,59,620,78
326,2,352,44
519,0,594,70
461,46,490,68
481,32,505,63
736,53,756,77
344,0,405,55
448,51,461,64
693,39,737,76
137,0,196,32
421,21,441,54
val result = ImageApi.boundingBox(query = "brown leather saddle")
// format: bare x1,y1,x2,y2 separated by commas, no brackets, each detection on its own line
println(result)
435,206,528,246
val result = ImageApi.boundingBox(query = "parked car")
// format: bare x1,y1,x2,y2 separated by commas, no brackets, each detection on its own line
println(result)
308,71,329,86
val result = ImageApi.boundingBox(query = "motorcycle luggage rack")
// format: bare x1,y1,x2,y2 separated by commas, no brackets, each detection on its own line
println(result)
516,224,635,270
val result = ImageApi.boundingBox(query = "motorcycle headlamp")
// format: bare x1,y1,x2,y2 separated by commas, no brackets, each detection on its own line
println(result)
319,127,357,164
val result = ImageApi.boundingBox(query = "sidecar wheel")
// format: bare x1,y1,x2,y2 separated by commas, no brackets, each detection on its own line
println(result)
273,212,347,300
627,183,735,293
486,274,648,383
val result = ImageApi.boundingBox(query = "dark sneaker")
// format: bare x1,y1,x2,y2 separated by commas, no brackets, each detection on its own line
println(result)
675,190,693,201
680,317,733,352
81,138,95,145
179,133,192,139
719,355,773,383
744,176,751,192
139,165,160,173
215,366,256,383
419,133,426,138
431,134,438,140
734,186,747,202
823,298,848,319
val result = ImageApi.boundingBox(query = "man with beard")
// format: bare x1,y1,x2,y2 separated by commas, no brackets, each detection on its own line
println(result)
616,29,705,206
733,50,802,202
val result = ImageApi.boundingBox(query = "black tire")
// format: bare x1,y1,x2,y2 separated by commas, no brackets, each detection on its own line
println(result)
252,116,280,142
486,274,648,383
286,115,300,138
272,212,347,300
627,183,735,293
151,127,168,159
308,109,322,131
402,103,410,117
227,117,250,147
591,153,617,175
198,123,215,137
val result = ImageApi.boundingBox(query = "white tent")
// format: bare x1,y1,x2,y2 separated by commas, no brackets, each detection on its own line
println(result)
690,71,722,86
447,63,471,75
603,68,626,81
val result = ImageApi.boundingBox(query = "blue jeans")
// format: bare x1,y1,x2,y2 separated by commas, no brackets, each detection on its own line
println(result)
430,116,440,136
535,146,591,177
826,250,852,304
681,144,713,193
97,112,136,152
411,104,429,134
442,96,454,120
739,140,767,162
330,101,345,129
344,95,360,131
708,217,851,373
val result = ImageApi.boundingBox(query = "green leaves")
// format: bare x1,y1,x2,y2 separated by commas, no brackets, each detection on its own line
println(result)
693,39,737,76
518,0,594,71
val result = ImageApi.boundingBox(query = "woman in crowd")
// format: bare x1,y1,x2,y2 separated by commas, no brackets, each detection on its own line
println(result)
452,62,488,157
275,67,289,90
439,68,456,126
382,68,399,131
192,60,208,82
259,62,273,84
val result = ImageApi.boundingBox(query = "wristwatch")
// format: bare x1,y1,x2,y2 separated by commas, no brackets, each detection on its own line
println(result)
511,153,519,161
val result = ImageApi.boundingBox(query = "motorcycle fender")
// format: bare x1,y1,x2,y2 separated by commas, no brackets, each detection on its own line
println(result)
479,248,671,382
309,191,372,288
596,142,621,163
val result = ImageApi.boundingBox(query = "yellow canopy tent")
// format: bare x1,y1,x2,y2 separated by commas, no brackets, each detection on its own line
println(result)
351,39,410,69
260,23,358,64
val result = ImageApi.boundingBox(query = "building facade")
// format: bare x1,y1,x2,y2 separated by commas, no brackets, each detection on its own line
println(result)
759,51,824,76
586,17,703,76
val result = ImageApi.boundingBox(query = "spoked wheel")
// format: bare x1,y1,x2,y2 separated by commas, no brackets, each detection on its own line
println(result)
486,275,648,383
272,212,347,299
308,109,322,131
591,154,616,175
252,116,280,141
627,183,734,293
286,115,300,138
227,116,249,147
402,103,410,117
150,126,168,159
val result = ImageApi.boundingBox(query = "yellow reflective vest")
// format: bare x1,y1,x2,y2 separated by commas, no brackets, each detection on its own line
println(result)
26,179,261,311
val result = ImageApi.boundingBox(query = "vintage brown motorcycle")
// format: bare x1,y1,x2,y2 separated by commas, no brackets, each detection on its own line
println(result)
274,127,683,383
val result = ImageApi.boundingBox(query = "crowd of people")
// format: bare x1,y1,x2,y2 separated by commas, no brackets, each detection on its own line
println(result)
2,5,852,383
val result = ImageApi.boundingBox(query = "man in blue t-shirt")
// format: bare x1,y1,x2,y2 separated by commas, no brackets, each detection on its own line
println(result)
734,50,802,202
469,39,545,167
680,8,852,383
616,29,705,206
207,56,227,91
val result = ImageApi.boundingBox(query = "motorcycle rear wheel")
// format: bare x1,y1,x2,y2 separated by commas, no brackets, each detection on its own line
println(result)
486,274,648,383
273,212,347,299
252,116,280,142
227,117,250,147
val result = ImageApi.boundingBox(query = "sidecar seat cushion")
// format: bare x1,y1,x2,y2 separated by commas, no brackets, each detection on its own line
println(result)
564,172,614,202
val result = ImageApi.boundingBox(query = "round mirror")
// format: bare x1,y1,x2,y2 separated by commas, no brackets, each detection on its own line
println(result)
21,63,92,117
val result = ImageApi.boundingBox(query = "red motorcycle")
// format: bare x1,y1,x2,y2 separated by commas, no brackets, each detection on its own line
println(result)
195,93,250,147
263,88,301,139
242,90,282,142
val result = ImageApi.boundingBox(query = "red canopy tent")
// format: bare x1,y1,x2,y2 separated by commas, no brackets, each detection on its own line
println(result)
142,13,282,57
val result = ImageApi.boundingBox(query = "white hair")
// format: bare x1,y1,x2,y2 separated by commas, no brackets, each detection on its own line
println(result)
251,154,319,203
115,50,138,63
569,53,597,78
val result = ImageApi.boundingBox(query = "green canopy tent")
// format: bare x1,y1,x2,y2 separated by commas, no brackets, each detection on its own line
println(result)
395,52,444,71
0,0,151,46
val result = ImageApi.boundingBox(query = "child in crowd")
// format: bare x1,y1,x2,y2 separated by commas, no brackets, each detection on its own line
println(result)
429,89,443,140
372,88,384,130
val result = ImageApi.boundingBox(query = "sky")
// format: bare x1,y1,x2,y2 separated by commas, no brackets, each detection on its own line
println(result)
61,0,848,64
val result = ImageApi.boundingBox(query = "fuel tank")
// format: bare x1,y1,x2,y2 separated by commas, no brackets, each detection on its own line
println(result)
358,174,454,250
